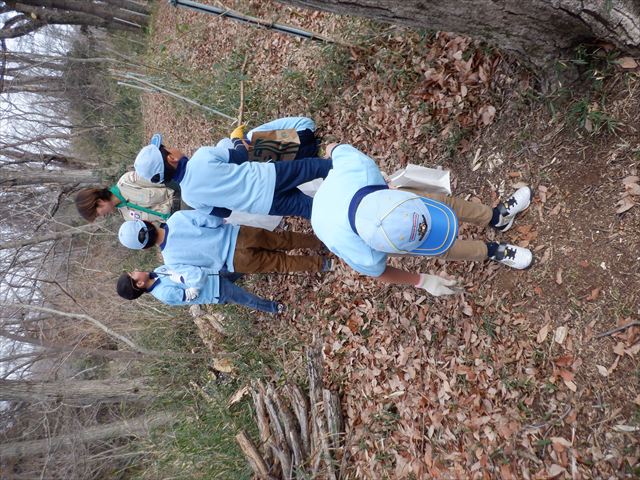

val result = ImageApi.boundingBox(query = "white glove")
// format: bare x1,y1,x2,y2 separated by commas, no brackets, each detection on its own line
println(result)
184,287,200,301
415,274,458,296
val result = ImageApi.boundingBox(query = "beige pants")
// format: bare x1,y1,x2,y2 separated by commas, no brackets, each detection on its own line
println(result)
399,188,492,261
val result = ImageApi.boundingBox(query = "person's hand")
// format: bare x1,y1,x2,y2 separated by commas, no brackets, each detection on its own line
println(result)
325,142,339,157
184,287,200,301
230,124,246,139
415,274,458,296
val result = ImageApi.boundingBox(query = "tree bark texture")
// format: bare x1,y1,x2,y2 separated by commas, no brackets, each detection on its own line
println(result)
0,168,101,187
0,378,152,403
1,0,149,39
279,0,640,67
0,411,175,459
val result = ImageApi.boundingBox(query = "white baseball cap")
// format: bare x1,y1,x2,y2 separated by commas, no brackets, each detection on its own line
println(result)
134,133,164,183
118,220,150,250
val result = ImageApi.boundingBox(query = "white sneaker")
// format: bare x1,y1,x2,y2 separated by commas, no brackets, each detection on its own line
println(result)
494,186,532,232
490,243,533,269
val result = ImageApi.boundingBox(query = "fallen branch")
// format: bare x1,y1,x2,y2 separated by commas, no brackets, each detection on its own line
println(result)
251,385,274,466
269,385,304,470
115,71,236,121
323,388,343,451
307,346,337,480
235,430,271,479
596,321,640,338
238,54,249,125
286,384,310,457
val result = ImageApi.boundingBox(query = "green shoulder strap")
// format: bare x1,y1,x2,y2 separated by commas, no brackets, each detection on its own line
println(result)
109,185,171,221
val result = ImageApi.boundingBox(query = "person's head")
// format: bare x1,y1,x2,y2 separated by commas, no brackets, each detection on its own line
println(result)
134,133,187,184
75,187,116,222
118,220,158,250
116,270,150,300
354,189,458,256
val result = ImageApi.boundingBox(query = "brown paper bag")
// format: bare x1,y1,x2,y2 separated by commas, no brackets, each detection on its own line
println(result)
249,129,300,162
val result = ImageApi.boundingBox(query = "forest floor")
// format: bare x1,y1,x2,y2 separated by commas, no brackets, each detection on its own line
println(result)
143,1,639,478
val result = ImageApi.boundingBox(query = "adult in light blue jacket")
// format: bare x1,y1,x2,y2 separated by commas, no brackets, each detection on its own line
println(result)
133,120,331,219
311,144,533,297
116,265,282,313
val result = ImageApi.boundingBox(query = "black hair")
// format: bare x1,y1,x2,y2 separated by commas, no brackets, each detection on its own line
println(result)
141,220,158,249
116,272,145,300
158,144,176,184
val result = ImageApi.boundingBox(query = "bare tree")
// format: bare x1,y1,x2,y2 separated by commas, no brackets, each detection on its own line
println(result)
0,0,150,40
0,378,152,403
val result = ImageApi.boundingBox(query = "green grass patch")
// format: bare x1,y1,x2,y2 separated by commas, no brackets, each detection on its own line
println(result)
129,301,286,479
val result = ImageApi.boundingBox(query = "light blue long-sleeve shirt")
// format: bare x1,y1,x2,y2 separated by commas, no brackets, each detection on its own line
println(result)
160,210,240,272
310,145,388,277
148,265,221,305
180,146,276,215
247,116,315,141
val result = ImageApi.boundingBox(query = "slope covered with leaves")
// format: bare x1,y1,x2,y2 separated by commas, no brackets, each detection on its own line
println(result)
145,1,639,478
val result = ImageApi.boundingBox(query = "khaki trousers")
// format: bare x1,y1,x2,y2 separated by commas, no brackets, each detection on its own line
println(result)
399,188,492,261
233,226,324,273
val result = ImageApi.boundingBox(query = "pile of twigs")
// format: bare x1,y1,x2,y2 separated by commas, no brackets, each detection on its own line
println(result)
236,347,345,479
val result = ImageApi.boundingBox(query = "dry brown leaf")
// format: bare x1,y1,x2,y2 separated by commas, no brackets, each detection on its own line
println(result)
551,436,572,449
228,385,249,405
548,464,566,477
558,369,574,382
213,358,234,373
622,175,640,185
596,365,609,377
586,287,601,301
563,379,577,392
616,197,635,214
537,324,550,343
617,57,638,69
555,269,563,285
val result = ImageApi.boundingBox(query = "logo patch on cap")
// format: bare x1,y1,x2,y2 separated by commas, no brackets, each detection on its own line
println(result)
418,214,428,240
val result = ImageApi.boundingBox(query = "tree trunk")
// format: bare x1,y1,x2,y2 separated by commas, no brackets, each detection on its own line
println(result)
0,412,175,459
279,0,640,68
0,378,152,403
17,0,149,27
0,168,101,187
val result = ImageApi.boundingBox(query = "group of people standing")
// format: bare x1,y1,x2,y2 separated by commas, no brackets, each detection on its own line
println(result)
75,116,534,315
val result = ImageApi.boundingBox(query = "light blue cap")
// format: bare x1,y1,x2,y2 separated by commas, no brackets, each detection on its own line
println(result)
134,133,164,183
118,220,149,250
355,190,458,256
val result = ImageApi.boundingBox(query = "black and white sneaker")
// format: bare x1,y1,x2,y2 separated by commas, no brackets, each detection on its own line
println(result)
493,186,532,232
275,303,287,315
490,243,533,270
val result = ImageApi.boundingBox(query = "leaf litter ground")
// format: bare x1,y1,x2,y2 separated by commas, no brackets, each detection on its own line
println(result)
146,2,639,478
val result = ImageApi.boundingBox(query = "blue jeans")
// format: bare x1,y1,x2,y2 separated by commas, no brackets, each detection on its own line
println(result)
218,274,278,313
269,157,333,219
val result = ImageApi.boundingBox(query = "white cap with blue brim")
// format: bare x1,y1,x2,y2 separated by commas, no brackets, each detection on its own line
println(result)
134,133,164,183
354,189,458,256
